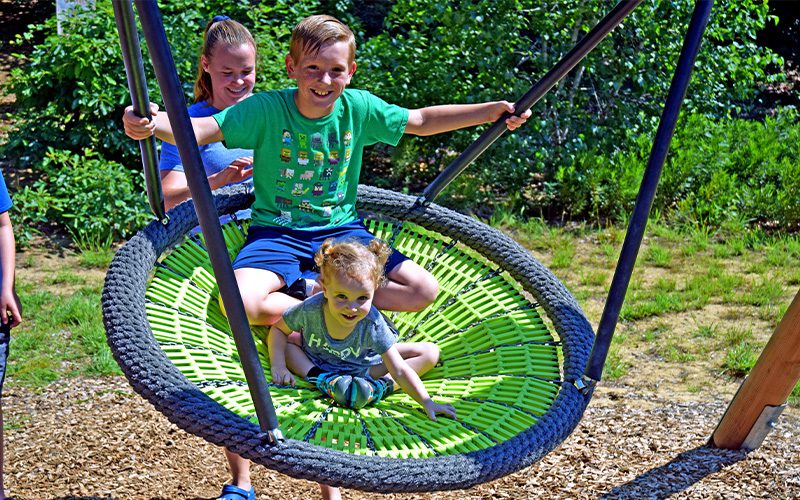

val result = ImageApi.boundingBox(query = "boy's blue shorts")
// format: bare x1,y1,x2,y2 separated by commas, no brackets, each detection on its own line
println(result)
0,323,9,395
232,219,410,287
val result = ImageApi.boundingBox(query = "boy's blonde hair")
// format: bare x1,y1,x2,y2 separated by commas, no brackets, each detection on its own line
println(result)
194,17,257,103
290,15,356,64
315,238,391,290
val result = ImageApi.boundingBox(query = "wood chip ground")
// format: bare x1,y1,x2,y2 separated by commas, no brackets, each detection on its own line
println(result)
4,377,798,499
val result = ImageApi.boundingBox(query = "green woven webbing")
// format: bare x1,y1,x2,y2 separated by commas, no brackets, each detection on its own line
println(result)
145,217,562,459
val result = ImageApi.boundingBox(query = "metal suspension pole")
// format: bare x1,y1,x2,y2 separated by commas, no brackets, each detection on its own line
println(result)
112,0,167,224
582,0,714,386
132,0,282,442
419,0,645,206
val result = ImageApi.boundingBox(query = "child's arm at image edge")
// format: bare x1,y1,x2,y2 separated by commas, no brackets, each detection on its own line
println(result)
268,319,296,386
0,211,21,327
381,347,456,421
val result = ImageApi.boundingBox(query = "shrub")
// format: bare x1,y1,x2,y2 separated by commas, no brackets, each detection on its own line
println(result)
356,0,780,209
11,148,151,249
0,0,783,230
552,110,800,231
0,0,315,170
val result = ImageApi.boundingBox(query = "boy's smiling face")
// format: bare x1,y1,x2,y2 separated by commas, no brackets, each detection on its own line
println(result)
286,40,356,119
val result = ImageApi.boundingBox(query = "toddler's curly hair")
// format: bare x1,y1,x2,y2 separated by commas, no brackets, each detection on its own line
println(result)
315,238,391,289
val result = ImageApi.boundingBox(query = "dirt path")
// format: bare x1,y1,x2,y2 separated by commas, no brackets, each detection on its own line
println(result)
4,376,798,499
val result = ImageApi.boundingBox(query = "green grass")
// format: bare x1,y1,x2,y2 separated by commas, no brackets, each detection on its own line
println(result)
9,220,800,408
580,269,608,287
53,270,86,285
693,323,718,339
512,222,800,405
658,338,696,363
645,243,672,268
735,279,785,307
550,242,576,269
720,326,753,347
602,333,630,380
78,247,115,269
723,341,759,376
10,266,120,387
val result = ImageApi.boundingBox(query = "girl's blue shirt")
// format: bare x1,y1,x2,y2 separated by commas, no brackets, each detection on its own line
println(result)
158,100,253,185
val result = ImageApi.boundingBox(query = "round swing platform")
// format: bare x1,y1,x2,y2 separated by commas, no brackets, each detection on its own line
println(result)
102,184,594,492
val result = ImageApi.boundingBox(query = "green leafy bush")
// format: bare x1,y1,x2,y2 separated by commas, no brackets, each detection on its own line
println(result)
553,110,800,231
356,0,780,209
1,0,320,245
12,148,151,249
0,0,315,170
668,111,800,230
0,0,785,238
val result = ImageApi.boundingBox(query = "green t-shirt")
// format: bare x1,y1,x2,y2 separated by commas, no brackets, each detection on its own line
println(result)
214,88,409,229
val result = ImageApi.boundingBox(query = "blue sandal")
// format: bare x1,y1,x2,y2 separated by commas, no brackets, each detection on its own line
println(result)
218,484,256,500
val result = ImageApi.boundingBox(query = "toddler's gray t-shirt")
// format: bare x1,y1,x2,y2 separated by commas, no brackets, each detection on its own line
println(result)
283,293,397,376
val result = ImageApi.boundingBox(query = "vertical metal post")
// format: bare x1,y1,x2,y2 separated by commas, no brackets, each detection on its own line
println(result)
112,0,167,223
582,0,714,384
132,0,282,441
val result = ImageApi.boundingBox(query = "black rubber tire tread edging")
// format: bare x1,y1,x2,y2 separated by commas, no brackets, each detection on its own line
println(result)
102,183,595,492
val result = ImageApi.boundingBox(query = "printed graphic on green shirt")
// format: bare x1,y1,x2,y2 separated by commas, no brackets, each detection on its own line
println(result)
272,127,352,226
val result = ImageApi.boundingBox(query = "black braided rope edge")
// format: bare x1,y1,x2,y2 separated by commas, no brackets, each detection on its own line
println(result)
101,183,595,492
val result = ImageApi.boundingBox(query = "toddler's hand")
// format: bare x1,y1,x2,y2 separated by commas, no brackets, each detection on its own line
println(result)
271,366,296,386
423,400,457,421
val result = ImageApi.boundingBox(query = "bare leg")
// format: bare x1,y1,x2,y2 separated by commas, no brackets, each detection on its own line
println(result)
374,260,438,312
286,349,344,500
320,483,342,500
223,448,251,491
369,342,440,385
219,267,301,326
285,343,316,377
218,270,301,494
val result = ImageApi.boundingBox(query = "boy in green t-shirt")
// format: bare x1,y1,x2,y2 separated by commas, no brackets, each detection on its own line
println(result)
124,14,529,500
123,14,529,328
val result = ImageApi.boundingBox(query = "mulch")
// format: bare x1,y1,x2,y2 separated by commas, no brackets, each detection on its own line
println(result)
4,377,798,499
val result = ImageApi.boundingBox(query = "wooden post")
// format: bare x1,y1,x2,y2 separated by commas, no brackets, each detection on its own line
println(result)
712,288,800,449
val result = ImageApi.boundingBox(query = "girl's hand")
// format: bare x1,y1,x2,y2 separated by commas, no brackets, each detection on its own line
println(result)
492,101,531,131
423,399,457,421
210,156,254,189
123,102,159,140
271,365,296,386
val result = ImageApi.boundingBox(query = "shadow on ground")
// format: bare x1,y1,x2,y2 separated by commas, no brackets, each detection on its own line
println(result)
598,445,748,499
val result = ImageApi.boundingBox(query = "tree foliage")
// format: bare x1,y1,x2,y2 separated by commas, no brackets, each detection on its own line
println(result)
0,0,787,244
355,0,781,211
